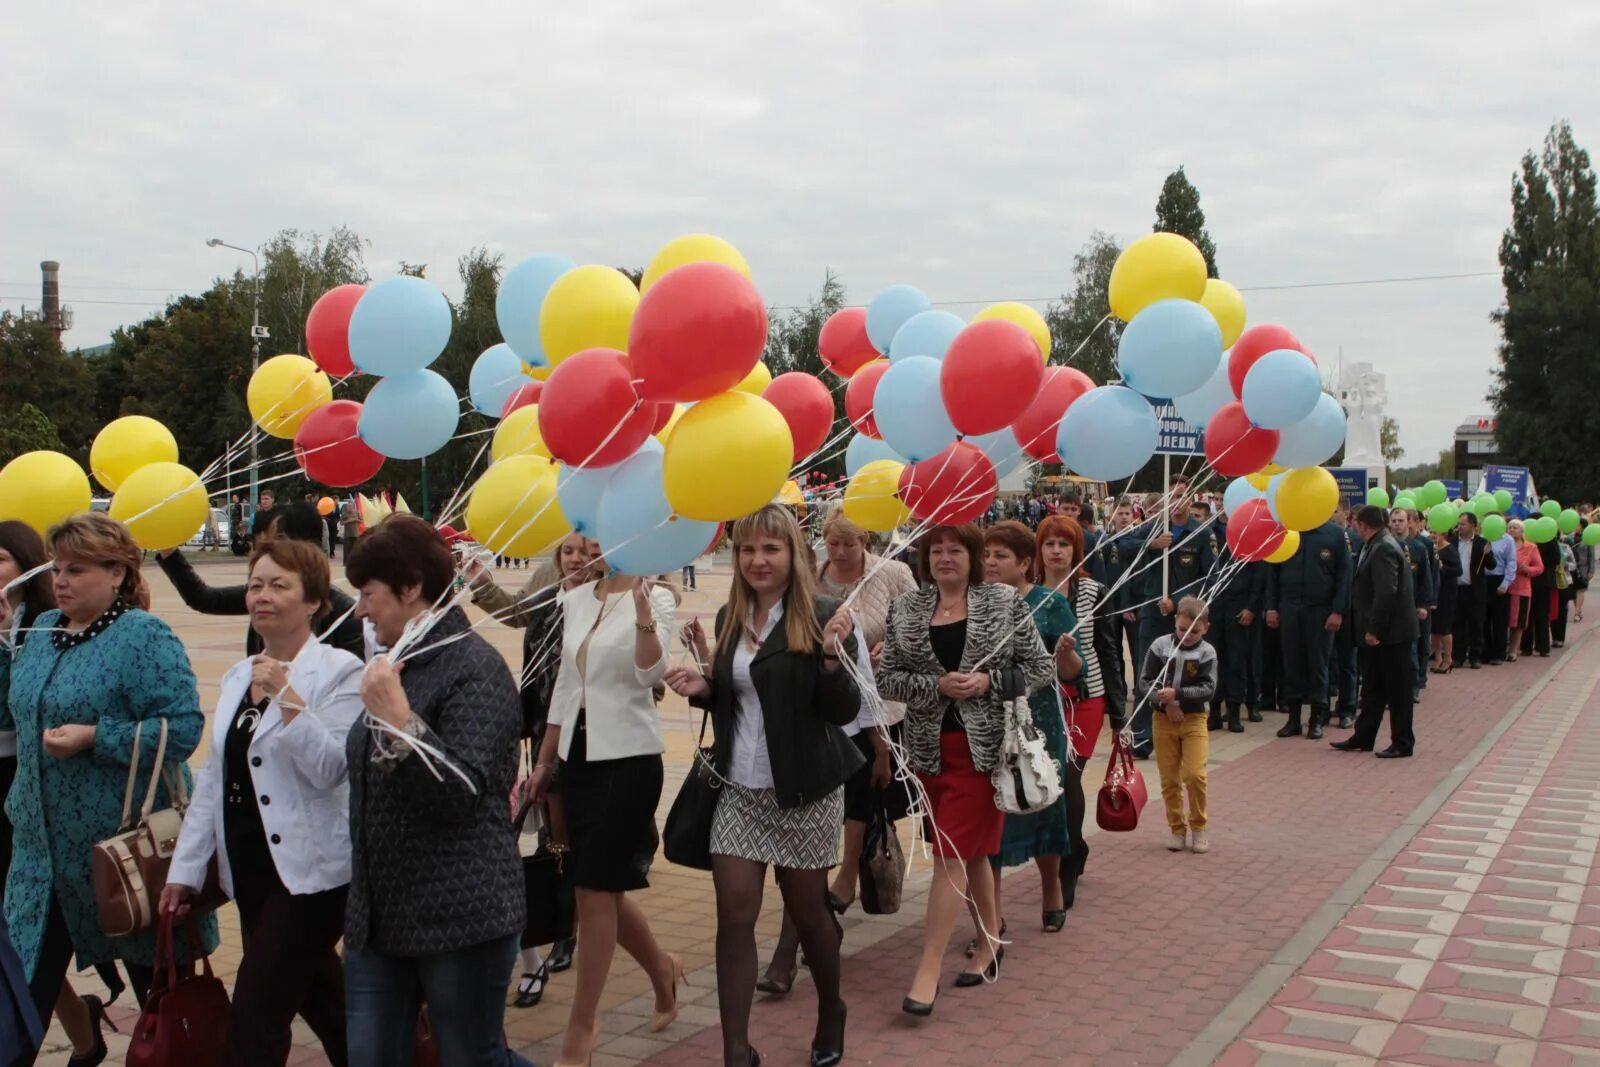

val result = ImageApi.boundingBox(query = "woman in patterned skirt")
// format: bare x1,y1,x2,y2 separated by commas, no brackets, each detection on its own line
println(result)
665,505,867,1067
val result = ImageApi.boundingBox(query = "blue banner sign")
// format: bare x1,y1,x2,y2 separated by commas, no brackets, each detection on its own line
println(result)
1327,467,1368,507
1148,399,1204,456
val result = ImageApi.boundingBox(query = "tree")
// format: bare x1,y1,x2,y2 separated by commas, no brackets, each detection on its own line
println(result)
764,271,848,478
0,312,97,460
1044,232,1123,387
1381,417,1404,466
257,227,370,358
1491,121,1600,502
1153,166,1219,277
0,404,63,465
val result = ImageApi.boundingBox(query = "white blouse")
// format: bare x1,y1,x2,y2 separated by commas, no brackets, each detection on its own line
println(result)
547,582,677,761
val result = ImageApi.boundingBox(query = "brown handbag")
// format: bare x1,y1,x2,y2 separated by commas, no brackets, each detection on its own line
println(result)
92,720,222,937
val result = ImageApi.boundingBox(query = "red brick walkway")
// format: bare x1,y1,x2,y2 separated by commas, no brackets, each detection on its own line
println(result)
642,622,1597,1067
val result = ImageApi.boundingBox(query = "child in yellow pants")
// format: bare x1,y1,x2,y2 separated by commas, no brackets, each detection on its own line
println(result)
1137,596,1218,853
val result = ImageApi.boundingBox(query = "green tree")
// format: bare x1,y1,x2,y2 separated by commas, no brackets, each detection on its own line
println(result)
0,404,63,465
764,271,848,478
1153,166,1219,277
257,227,370,357
1044,231,1123,387
1491,121,1600,502
1381,417,1404,466
0,312,97,460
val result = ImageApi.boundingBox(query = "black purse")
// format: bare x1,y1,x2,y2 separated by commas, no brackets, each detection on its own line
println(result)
662,711,720,871
513,800,574,948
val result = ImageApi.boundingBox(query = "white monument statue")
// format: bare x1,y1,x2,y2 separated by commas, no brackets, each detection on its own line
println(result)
1336,360,1387,487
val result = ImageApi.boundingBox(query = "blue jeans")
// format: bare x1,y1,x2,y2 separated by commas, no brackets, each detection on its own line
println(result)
345,933,534,1067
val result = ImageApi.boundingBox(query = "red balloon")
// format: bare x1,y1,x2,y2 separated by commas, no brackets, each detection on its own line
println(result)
538,349,656,468
500,381,544,419
294,400,385,488
818,307,878,378
1227,324,1300,399
763,372,835,464
1227,498,1287,561
1010,366,1096,463
940,320,1045,436
897,441,997,525
844,359,890,439
1205,401,1281,477
648,401,674,434
629,263,767,403
305,284,366,377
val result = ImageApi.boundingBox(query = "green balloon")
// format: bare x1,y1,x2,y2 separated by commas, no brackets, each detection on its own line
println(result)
1427,505,1457,535
1584,523,1600,547
1540,499,1561,518
1420,480,1447,508
1472,493,1496,517
1559,508,1581,535
1482,514,1508,541
1394,495,1417,512
1366,487,1389,507
1493,489,1513,512
1528,516,1558,543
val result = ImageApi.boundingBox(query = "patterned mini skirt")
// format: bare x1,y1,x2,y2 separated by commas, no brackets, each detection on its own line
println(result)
709,781,843,870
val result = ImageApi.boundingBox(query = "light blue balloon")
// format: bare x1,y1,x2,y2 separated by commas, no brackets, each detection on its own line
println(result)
1273,391,1347,467
348,276,453,376
1223,477,1264,518
468,344,532,417
1056,386,1157,481
596,449,718,576
844,433,905,476
556,465,615,535
866,285,932,354
965,429,1024,480
496,254,574,367
358,369,459,459
1265,471,1289,523
1172,357,1234,430
1241,349,1321,430
888,310,965,364
874,356,957,462
1117,299,1223,401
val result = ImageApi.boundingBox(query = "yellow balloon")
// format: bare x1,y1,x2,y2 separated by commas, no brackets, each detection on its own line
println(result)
843,460,910,532
491,405,550,463
109,462,208,551
538,265,640,368
520,361,553,382
640,234,752,293
973,302,1050,361
1265,528,1301,564
1245,463,1286,490
1199,279,1247,349
778,479,806,507
654,403,687,444
1276,467,1340,532
663,392,793,521
248,355,332,439
90,416,178,492
1107,233,1208,322
0,451,91,536
465,455,570,558
734,362,773,395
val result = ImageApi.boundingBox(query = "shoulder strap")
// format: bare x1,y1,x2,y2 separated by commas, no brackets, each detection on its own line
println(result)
138,720,169,821
118,720,143,831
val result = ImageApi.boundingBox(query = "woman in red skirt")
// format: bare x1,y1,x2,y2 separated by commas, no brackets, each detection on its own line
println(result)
877,525,1054,1017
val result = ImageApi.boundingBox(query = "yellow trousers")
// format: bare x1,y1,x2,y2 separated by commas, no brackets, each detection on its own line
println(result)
1152,711,1208,833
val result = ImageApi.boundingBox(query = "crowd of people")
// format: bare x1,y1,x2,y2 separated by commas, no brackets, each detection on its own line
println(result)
0,474,1591,1067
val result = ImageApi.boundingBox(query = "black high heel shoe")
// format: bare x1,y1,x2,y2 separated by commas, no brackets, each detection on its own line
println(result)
513,962,548,1008
68,994,117,1067
810,1001,847,1067
901,990,937,1017
953,947,1004,988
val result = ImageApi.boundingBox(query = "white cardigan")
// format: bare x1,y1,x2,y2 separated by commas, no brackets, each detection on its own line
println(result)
168,639,364,898
547,583,677,761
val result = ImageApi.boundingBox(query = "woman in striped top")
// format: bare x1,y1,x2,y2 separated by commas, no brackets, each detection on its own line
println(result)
1035,516,1109,909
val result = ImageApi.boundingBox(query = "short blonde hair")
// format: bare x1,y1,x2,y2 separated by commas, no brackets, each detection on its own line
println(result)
1176,596,1209,624
48,512,150,610
821,507,869,547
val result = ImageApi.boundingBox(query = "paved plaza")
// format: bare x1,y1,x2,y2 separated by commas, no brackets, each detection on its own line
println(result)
38,555,1600,1066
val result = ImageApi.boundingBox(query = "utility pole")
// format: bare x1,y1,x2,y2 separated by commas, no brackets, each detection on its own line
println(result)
207,239,269,530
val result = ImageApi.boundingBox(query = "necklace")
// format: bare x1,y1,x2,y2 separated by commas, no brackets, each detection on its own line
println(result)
937,599,963,619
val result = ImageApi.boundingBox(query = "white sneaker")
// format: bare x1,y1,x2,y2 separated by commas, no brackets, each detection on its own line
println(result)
1191,830,1210,854
1168,832,1187,852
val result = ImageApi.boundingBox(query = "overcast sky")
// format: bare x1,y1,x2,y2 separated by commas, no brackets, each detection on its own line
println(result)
3,1,1595,462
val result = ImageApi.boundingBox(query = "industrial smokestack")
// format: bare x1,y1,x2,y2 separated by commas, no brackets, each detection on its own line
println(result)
39,261,61,331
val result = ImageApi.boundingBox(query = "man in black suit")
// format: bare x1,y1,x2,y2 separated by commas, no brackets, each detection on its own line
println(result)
1449,512,1493,668
1333,506,1420,758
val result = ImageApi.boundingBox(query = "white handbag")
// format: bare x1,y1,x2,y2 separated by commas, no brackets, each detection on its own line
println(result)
992,693,1063,816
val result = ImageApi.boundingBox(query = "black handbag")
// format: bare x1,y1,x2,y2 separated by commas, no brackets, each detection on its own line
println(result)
513,801,574,948
662,711,720,871
859,805,904,915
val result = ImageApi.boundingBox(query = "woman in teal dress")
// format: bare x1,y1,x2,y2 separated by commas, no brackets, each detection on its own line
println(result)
981,522,1080,935
0,513,216,1065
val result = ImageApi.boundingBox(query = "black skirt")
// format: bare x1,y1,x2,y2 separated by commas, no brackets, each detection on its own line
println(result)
1432,581,1459,635
560,710,663,893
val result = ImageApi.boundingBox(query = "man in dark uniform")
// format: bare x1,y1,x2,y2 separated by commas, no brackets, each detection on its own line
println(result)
1208,542,1265,733
1323,502,1362,728
1093,498,1143,733
1404,509,1438,701
1332,505,1420,758
1268,517,1353,740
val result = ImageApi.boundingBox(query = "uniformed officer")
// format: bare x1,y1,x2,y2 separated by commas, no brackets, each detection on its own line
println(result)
1323,501,1362,728
1404,508,1438,702
1131,477,1218,755
1268,517,1353,740
1091,497,1143,732
1208,542,1266,733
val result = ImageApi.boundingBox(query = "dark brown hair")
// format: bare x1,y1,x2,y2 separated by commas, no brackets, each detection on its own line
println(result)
249,538,333,616
0,520,56,622
917,524,985,586
346,514,454,601
48,512,150,610
1033,515,1086,586
982,520,1037,572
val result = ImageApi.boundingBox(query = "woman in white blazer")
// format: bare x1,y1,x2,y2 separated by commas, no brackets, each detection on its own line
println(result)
162,539,363,1067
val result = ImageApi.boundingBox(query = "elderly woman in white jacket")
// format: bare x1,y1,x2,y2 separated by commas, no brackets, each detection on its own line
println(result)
162,539,364,1067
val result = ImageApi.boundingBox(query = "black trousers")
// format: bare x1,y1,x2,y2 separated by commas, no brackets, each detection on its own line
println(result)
1352,642,1415,755
1280,604,1334,707
1216,613,1259,706
1259,625,1282,711
225,883,349,1067
1521,588,1552,656
1555,588,1575,644
1453,594,1486,664
1486,592,1510,661
25,897,152,1067
1103,612,1136,730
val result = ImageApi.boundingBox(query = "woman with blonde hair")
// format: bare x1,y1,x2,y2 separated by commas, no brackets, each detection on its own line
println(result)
665,504,867,1067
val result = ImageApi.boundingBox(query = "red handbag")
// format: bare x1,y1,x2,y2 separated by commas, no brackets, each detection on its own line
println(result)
125,914,229,1067
1095,732,1148,832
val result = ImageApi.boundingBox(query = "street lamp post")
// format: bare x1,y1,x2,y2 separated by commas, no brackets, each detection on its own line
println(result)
206,238,269,536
